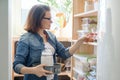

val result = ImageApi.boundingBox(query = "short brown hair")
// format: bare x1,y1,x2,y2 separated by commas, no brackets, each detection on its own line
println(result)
24,4,50,33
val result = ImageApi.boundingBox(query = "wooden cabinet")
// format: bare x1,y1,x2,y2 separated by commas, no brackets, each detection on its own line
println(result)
72,0,98,80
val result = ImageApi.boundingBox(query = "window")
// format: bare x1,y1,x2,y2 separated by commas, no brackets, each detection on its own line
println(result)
12,0,72,39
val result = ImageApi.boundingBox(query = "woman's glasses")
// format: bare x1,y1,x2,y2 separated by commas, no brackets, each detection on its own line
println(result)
43,17,51,21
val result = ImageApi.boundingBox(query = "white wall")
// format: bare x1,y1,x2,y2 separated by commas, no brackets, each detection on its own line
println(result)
0,0,9,80
111,0,120,79
97,0,120,80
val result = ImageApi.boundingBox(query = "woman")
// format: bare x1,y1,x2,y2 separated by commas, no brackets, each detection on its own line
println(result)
13,4,87,80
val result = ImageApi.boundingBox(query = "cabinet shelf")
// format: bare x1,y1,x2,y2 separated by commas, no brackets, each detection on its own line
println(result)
14,71,71,78
70,40,97,46
74,10,98,17
72,0,98,80
58,71,71,76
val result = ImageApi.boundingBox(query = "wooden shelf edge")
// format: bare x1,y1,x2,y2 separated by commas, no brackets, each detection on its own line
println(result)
58,71,71,76
74,10,98,17
14,72,71,77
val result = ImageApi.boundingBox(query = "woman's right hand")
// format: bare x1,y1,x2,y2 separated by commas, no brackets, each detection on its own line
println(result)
32,64,53,77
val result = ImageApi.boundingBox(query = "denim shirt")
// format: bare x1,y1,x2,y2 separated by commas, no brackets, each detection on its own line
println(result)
13,31,72,80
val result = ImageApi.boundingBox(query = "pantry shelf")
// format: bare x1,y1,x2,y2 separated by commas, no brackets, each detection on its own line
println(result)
72,0,98,80
74,10,98,17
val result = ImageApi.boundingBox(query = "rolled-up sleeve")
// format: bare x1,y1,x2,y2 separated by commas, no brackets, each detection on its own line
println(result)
13,41,29,74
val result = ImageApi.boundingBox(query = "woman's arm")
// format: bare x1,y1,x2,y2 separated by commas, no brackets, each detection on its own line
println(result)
13,41,52,77
20,64,52,77
69,36,87,55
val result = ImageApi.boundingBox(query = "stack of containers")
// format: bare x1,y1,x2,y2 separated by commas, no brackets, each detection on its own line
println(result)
73,55,90,80
77,17,97,42
74,56,89,72
84,0,98,12
73,55,97,80
86,57,97,80
73,71,85,80
81,17,97,33
94,0,98,10
84,0,94,12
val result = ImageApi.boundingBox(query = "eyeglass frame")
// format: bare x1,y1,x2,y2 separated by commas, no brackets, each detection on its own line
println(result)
43,17,52,21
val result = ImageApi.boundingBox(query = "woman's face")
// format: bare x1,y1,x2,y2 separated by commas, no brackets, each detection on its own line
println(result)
41,11,52,30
